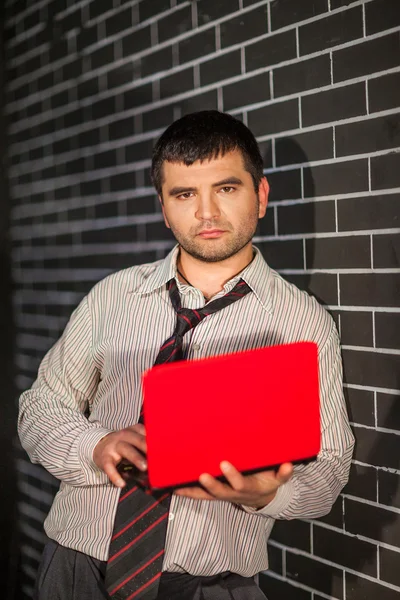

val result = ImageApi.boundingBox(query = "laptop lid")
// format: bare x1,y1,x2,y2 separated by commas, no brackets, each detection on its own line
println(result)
142,341,320,492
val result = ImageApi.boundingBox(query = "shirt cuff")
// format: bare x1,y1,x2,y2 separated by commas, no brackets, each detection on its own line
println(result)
240,478,297,517
76,426,114,485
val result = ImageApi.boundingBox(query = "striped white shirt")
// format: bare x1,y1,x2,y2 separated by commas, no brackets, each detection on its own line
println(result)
18,245,354,575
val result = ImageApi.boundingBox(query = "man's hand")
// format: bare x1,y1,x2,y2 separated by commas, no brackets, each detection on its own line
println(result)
174,461,293,509
93,424,147,488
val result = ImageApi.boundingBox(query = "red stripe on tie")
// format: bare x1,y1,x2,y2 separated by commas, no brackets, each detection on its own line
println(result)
111,494,168,543
109,513,168,563
181,314,192,327
109,549,164,596
166,347,179,361
193,309,201,320
160,338,175,352
119,486,139,503
228,292,245,297
125,572,162,600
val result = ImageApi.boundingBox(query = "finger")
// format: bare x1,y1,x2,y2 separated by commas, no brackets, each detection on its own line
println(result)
276,463,294,484
174,486,215,501
198,473,235,499
127,423,146,436
117,431,147,456
102,459,126,488
116,441,148,471
219,461,247,492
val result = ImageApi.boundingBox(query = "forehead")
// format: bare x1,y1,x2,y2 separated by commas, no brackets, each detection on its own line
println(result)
161,150,249,185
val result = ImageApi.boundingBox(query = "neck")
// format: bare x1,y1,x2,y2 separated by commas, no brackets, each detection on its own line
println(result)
177,243,254,299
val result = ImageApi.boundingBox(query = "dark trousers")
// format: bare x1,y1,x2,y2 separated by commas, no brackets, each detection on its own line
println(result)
34,540,268,600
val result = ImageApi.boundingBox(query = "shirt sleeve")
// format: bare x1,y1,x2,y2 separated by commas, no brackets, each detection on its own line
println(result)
18,294,113,487
242,325,355,519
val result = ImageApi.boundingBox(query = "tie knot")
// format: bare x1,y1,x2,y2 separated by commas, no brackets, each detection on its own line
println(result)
175,307,205,337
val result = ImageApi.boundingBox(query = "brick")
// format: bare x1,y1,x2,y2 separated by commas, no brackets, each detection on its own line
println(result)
180,89,218,115
270,0,328,30
340,310,373,347
258,140,274,169
373,233,400,269
107,63,136,90
286,552,344,599
380,547,400,588
316,494,344,528
269,518,311,552
245,30,297,72
267,544,283,575
371,152,400,190
80,179,101,196
375,313,400,350
197,0,240,26
259,574,311,600
142,104,175,132
336,114,400,158
223,72,270,111
141,46,173,77
109,171,135,192
123,83,153,109
274,54,331,98
330,0,358,7
139,0,170,22
340,273,400,307
200,50,241,87
365,0,400,35
93,149,117,170
220,5,269,48
145,220,175,242
345,498,400,547
94,202,119,220
337,193,400,232
343,348,400,390
255,209,275,237
299,6,362,55
377,393,400,432
179,28,216,64
89,0,114,20
125,139,155,163
313,526,377,575
77,23,98,52
344,463,377,501
106,6,133,36
306,235,371,269
90,42,115,70
91,97,115,120
267,168,302,202
82,225,138,244
158,5,192,44
276,128,334,166
278,200,335,235
369,72,400,114
346,574,400,600
160,67,194,100
51,89,69,110
122,26,152,56
126,195,157,216
379,471,400,510
301,83,366,127
257,239,304,270
305,159,368,198
78,75,99,101
248,99,299,137
108,116,135,140
58,6,82,35
333,33,400,82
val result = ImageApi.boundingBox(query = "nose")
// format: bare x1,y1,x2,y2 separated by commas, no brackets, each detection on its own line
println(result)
195,191,221,221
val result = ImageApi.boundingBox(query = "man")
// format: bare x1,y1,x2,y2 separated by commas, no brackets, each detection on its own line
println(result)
19,110,354,600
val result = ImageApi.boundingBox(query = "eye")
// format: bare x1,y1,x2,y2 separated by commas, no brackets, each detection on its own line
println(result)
220,186,236,193
177,192,194,200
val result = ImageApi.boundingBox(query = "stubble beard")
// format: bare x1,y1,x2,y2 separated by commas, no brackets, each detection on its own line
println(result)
168,201,260,264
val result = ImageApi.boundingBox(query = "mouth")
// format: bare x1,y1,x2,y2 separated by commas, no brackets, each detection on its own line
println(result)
197,229,226,239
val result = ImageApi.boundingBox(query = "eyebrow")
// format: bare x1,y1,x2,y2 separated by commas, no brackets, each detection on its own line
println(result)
168,177,244,197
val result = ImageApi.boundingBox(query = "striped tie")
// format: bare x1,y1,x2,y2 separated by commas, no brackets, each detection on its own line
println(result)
105,277,252,600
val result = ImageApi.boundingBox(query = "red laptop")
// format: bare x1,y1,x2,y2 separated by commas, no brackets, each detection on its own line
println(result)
142,341,320,492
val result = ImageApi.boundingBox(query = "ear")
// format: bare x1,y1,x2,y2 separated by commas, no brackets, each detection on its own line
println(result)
159,195,171,229
258,176,269,219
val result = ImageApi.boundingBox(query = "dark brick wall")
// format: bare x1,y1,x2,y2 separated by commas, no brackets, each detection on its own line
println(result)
3,0,400,598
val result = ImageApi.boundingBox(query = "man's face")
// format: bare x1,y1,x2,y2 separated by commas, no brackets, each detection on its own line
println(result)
159,150,269,263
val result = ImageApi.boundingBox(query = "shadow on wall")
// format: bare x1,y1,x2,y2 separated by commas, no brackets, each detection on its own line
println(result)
257,137,400,599
0,10,19,600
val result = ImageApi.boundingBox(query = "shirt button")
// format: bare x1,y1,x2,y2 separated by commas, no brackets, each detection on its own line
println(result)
192,344,200,351
168,512,175,521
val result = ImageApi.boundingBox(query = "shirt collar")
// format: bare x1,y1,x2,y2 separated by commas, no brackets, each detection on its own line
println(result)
129,244,274,313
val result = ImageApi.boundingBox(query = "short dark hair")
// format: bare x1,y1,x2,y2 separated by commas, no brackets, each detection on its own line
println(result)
151,110,264,196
